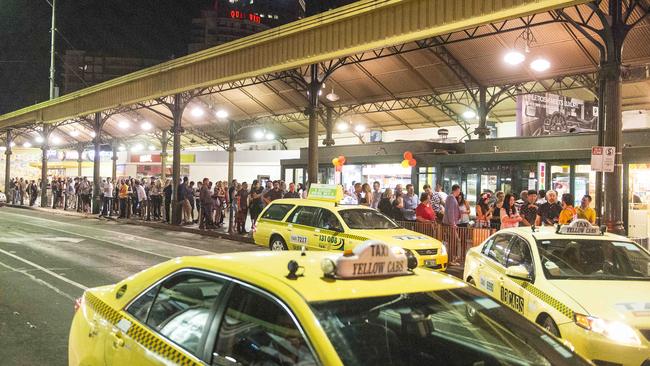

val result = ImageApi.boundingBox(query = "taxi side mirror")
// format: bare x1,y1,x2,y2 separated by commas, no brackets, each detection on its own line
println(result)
505,265,531,281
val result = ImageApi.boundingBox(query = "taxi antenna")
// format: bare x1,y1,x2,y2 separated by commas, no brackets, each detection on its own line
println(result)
300,245,306,256
531,224,536,233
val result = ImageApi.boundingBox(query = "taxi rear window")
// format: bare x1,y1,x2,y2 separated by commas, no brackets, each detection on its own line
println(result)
262,204,295,221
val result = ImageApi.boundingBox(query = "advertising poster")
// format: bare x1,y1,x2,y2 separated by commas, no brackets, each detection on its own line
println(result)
516,93,598,136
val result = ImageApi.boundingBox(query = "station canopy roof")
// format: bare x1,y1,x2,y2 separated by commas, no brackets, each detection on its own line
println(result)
2,0,649,151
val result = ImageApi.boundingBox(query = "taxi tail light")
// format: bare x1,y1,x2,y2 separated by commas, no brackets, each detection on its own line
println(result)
74,296,83,313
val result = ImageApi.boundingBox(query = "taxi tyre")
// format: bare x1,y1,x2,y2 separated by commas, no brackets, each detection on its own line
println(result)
539,314,561,338
269,235,289,251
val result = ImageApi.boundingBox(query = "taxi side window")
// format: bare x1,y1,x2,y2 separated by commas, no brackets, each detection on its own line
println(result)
287,206,319,227
486,234,511,267
262,204,295,221
133,273,227,357
212,285,317,366
506,237,533,271
315,209,343,232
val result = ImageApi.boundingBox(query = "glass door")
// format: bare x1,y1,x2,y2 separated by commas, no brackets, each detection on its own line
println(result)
628,164,650,241
551,165,571,197
574,165,596,206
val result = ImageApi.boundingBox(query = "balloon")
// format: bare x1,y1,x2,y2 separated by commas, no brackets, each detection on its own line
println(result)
409,159,417,167
338,155,346,165
403,151,413,160
401,160,410,168
332,158,339,166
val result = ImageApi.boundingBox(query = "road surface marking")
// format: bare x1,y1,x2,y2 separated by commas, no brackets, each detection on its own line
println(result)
0,247,88,292
1,210,215,256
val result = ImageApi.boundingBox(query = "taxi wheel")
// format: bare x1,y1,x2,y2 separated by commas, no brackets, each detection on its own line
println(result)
541,316,561,337
270,236,288,251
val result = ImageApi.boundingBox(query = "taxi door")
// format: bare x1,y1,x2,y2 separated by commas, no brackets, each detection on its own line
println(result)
313,208,346,250
478,234,513,306
285,206,321,250
502,235,535,318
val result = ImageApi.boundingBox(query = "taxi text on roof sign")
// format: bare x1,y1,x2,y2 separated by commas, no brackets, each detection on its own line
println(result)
308,184,344,203
323,240,411,279
557,219,602,235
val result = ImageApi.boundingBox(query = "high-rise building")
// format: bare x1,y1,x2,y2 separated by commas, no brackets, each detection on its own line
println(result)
189,0,306,53
62,50,161,94
305,0,357,16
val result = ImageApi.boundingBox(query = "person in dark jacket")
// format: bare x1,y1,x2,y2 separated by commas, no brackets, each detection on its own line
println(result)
163,179,173,223
378,188,393,217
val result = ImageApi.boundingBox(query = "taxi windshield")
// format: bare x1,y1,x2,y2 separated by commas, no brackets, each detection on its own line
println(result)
310,287,588,366
536,239,650,280
338,209,399,230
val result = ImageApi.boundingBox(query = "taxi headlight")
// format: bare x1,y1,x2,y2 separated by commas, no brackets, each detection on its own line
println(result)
440,244,447,256
574,313,641,346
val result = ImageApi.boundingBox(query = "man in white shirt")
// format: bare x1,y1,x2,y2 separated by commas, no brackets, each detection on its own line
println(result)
371,181,382,210
135,181,147,218
101,178,114,217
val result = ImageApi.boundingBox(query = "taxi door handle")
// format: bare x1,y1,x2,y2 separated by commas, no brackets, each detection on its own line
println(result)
287,224,293,232
110,331,125,348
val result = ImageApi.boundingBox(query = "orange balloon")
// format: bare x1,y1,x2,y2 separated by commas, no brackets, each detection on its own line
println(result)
338,155,346,165
401,160,410,168
409,159,417,167
404,151,413,160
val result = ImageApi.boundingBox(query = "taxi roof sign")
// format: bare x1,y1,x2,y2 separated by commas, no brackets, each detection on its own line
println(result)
308,184,344,203
557,219,603,236
321,240,412,279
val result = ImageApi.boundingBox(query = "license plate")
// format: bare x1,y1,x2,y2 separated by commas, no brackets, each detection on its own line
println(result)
425,259,437,267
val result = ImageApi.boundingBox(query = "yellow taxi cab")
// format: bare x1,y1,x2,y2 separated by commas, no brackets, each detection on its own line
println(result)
70,241,591,366
253,184,448,271
463,219,650,366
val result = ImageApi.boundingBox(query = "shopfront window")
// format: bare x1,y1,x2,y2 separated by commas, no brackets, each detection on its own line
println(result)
341,164,411,192
443,167,461,193
551,165,570,197
629,164,650,240
574,165,596,207
418,167,437,194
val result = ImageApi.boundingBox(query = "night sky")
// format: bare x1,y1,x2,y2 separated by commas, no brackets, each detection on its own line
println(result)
0,0,213,114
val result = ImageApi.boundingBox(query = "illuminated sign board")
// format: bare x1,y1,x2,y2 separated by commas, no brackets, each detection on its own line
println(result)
229,10,261,24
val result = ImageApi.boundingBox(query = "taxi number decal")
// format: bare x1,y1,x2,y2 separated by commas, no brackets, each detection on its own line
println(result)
290,234,307,245
318,235,345,249
501,287,524,313
479,276,494,293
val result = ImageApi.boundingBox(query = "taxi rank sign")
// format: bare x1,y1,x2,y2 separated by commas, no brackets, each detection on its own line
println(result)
337,241,409,278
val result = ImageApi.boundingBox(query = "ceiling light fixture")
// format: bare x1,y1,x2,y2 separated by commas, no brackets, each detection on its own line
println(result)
90,131,96,138
148,145,156,151
215,109,229,119
253,130,265,139
10,142,16,148
23,142,32,148
336,122,349,132
326,89,340,102
35,135,44,143
530,58,551,72
70,130,80,137
191,106,205,118
265,132,275,140
118,145,126,152
503,51,526,65
118,120,130,130
141,121,153,131
131,143,144,152
354,124,366,133
462,110,477,119
51,136,62,145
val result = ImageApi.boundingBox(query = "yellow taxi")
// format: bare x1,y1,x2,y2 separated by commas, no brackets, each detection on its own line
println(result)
464,219,650,366
253,184,448,271
70,241,591,366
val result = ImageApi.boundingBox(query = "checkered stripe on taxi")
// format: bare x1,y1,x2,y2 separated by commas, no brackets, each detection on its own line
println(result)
84,292,202,366
513,280,576,320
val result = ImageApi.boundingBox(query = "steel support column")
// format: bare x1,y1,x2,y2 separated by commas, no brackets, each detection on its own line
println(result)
4,130,12,195
40,125,50,208
595,67,606,225
475,87,490,139
322,107,335,146
307,64,321,184
111,143,117,183
92,112,102,214
171,95,184,225
160,130,168,183
76,144,84,177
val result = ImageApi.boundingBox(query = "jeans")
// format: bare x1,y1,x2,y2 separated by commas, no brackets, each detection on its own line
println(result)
102,197,112,216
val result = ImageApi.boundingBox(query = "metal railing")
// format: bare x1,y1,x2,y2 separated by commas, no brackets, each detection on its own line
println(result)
396,221,496,266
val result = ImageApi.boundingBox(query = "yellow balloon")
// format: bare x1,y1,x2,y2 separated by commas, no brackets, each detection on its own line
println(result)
401,160,410,168
332,158,339,166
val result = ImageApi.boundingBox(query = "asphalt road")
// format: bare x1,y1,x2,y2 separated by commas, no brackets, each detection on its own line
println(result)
0,207,262,366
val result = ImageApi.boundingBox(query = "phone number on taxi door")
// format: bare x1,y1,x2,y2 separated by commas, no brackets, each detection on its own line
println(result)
318,235,345,249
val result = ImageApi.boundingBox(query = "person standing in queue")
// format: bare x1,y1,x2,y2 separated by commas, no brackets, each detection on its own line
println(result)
283,182,300,199
558,193,577,225
199,178,213,230
263,180,283,205
577,194,596,224
500,193,523,229
401,184,418,221
118,179,129,218
371,181,382,210
378,188,393,217
520,189,538,227
535,190,562,226
249,180,264,230
163,179,172,223
415,192,436,223
236,182,250,234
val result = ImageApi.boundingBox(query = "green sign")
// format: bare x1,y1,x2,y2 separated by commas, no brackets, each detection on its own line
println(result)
308,184,342,202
